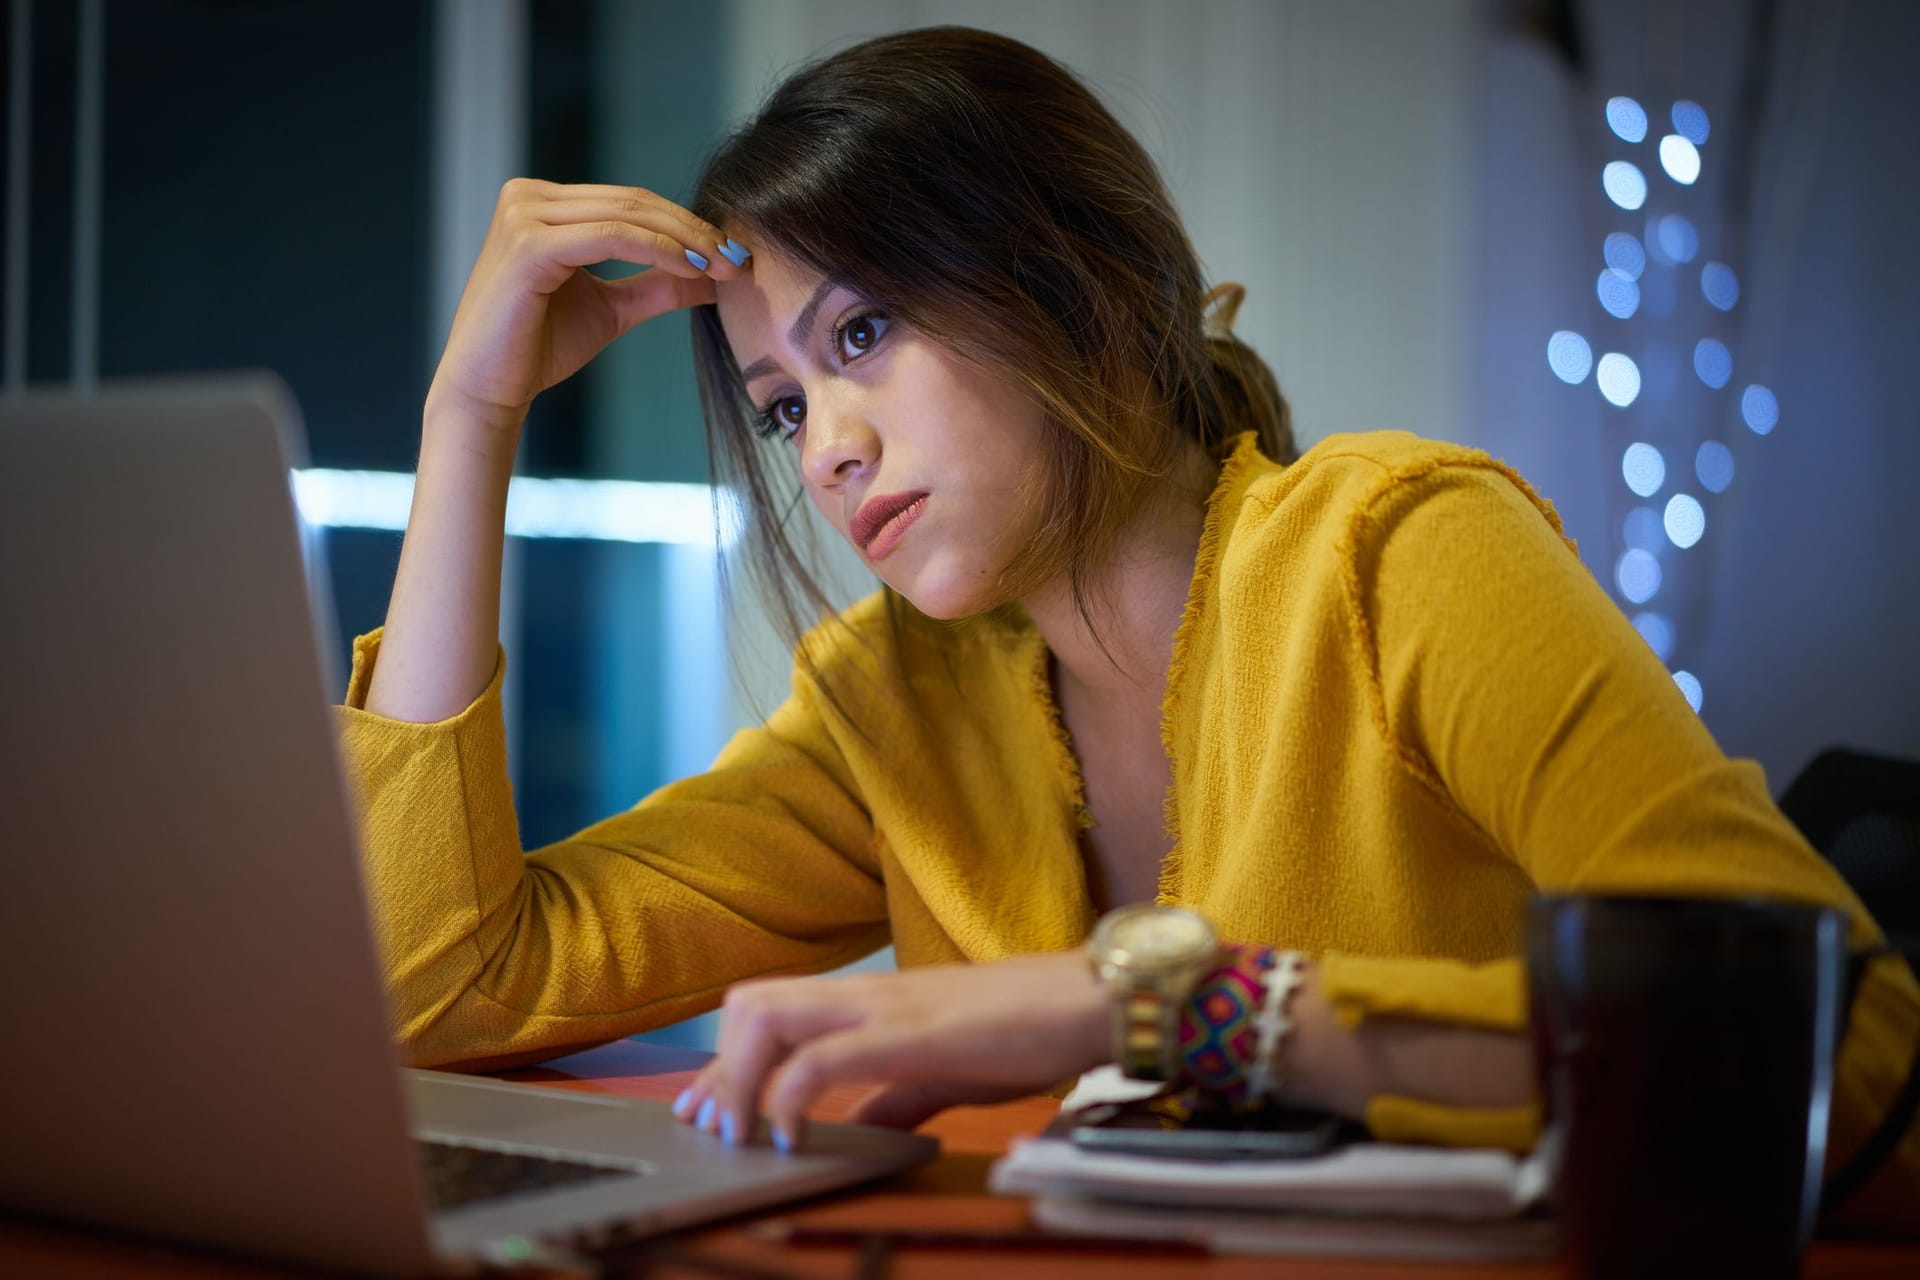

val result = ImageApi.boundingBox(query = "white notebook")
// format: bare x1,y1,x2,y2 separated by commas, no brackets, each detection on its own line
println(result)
1025,1194,1558,1261
988,1067,1558,1261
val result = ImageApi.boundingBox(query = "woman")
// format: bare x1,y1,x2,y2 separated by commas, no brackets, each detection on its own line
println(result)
339,27,1917,1228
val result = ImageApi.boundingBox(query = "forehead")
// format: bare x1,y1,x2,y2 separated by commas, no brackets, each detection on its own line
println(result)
714,242,838,366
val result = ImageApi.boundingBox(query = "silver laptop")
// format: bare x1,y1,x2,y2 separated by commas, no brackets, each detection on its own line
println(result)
0,373,936,1277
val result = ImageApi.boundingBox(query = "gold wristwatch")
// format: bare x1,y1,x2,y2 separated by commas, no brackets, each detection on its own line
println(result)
1086,904,1222,1081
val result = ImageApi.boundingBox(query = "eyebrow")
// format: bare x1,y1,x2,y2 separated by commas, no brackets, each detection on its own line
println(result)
736,278,840,384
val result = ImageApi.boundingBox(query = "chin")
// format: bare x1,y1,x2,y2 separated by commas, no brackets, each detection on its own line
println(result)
883,563,1006,622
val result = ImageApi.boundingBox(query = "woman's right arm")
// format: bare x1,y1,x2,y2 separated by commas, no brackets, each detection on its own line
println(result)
335,181,895,1069
359,393,516,724
366,177,744,723
339,642,890,1073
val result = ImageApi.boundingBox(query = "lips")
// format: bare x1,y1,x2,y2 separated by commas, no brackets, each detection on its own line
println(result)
850,489,930,556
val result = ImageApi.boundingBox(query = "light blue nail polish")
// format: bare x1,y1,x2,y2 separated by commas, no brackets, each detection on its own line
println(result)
696,1097,716,1130
720,1110,739,1146
684,247,710,271
772,1125,794,1154
716,238,751,267
673,1088,693,1115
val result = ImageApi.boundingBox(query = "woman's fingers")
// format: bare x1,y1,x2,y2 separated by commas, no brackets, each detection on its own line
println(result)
671,1061,728,1136
529,195,750,277
499,178,748,278
683,979,867,1149
591,268,716,329
519,221,710,280
428,176,746,421
671,955,1112,1152
761,1023,935,1142
505,178,699,208
681,1024,1026,1147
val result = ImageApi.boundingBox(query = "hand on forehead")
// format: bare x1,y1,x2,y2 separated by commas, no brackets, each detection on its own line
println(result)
715,240,848,380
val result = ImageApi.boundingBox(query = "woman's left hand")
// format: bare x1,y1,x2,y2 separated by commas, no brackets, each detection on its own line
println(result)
669,951,1110,1150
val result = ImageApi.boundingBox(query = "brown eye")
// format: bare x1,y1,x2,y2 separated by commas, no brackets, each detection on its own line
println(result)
751,395,806,441
834,312,889,361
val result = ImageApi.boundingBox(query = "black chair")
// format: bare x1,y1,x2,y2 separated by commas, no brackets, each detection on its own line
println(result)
1777,747,1920,1216
1779,747,1920,952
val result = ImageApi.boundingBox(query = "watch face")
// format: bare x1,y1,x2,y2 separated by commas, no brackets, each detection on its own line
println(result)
1099,905,1216,970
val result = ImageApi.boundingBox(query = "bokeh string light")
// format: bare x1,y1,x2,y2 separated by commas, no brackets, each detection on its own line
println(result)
1622,442,1666,497
1544,94,1781,715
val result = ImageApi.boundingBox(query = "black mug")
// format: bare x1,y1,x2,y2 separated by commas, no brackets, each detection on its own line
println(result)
1525,894,1849,1279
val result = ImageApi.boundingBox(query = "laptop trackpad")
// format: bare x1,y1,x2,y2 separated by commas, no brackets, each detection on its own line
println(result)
406,1070,648,1142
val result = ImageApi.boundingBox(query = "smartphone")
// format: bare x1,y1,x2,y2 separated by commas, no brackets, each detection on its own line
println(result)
1068,1108,1350,1161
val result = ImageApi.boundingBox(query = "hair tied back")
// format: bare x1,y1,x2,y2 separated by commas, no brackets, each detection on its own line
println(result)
1203,281,1248,338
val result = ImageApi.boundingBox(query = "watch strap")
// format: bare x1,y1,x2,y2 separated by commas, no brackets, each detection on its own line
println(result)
1114,985,1182,1081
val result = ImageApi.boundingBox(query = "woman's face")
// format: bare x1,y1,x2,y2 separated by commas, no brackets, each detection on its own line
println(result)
714,241,1052,620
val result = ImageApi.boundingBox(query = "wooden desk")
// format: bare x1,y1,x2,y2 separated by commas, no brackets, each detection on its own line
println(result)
3,1039,1916,1278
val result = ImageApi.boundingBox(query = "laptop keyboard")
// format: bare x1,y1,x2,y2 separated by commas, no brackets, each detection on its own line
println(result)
417,1138,637,1211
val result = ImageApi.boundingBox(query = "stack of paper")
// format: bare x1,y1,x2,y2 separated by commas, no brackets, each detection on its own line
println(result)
987,1068,1558,1261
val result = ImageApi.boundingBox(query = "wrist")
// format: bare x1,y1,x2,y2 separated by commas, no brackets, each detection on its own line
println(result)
1065,952,1114,1073
417,405,522,498
423,383,529,460
1268,964,1375,1119
1173,944,1316,1112
1085,904,1221,1082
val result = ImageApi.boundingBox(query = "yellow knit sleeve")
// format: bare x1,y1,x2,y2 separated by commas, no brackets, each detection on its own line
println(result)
335,629,889,1072
1313,952,1541,1152
1335,459,1920,1233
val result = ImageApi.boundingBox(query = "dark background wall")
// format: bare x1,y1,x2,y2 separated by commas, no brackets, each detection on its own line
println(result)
4,0,703,847
1467,0,1920,789
11,0,432,467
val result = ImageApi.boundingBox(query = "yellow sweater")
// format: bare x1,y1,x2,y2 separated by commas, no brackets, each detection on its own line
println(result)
337,430,1918,1233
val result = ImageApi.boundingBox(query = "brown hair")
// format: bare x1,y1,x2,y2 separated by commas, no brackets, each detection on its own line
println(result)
686,25,1293,694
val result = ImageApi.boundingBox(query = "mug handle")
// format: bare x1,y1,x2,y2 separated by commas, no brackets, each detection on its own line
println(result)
1822,943,1920,1213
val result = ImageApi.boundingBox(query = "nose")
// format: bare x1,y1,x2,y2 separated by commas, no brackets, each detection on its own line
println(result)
798,388,879,490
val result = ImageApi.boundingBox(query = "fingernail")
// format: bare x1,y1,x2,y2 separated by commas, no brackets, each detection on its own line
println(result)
696,1097,717,1131
720,1109,739,1146
685,247,711,271
672,1088,693,1117
771,1124,794,1154
716,238,751,267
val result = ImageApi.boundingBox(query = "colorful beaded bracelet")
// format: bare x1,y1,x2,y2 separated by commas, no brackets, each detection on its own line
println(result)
1175,942,1308,1110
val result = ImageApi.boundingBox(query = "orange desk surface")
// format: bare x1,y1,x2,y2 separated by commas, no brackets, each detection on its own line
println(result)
3,1038,1915,1278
